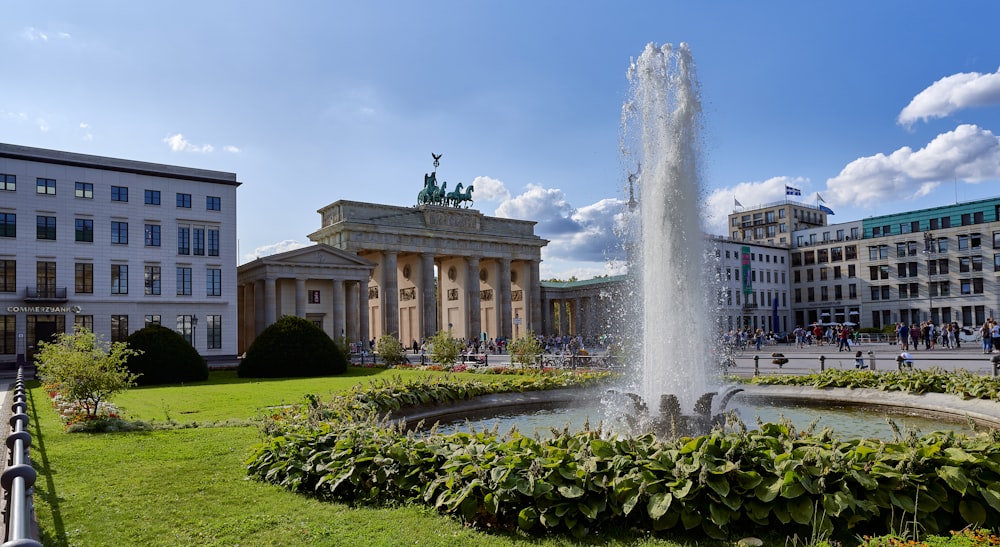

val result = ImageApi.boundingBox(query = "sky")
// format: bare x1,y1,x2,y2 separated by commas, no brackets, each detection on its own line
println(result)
5,2,1000,280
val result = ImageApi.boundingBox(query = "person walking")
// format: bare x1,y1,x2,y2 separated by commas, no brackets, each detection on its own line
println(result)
838,325,851,351
898,322,909,351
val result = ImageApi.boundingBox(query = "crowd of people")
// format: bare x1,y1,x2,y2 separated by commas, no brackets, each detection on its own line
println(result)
894,321,966,351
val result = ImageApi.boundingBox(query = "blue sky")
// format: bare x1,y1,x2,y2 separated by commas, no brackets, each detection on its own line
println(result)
5,2,1000,279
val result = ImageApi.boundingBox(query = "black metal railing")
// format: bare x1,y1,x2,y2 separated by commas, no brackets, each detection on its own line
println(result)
24,286,68,302
1,368,41,546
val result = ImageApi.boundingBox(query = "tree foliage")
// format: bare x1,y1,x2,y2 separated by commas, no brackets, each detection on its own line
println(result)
35,327,141,417
375,334,407,366
125,324,208,385
239,315,347,378
508,331,543,367
428,330,463,366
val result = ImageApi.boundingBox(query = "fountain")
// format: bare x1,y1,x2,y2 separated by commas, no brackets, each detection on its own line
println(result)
610,42,731,432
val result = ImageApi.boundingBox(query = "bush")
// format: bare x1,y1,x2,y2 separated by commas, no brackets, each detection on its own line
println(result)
238,315,347,378
375,334,407,366
125,325,208,385
427,330,463,366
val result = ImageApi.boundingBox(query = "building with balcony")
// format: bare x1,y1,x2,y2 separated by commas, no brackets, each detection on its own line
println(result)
728,199,830,246
0,143,240,365
788,220,863,328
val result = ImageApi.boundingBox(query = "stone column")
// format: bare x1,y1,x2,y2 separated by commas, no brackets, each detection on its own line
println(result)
542,295,552,336
382,252,399,338
264,277,277,327
254,280,265,336
294,278,307,318
466,256,481,341
559,299,569,336
529,260,542,335
499,257,512,339
359,278,370,348
237,283,246,353
332,279,346,339
420,252,436,340
573,297,582,336
346,281,359,344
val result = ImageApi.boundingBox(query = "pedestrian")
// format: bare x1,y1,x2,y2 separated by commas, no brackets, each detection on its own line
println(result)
854,350,867,369
838,325,851,352
898,323,909,351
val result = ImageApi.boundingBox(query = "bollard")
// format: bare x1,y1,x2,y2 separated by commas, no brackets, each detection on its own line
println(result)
753,355,759,377
868,350,876,371
992,356,1000,377
819,355,825,371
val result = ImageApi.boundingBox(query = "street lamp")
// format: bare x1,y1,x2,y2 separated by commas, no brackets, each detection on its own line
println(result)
191,314,198,348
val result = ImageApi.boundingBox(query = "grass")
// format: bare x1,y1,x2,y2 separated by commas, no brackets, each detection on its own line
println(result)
29,368,711,547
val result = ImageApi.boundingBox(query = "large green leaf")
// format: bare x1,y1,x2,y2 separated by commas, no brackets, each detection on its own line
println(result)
708,503,733,526
589,438,615,458
979,484,1000,513
937,465,970,495
557,483,585,499
755,477,781,503
787,497,814,525
647,492,673,520
959,499,987,525
517,506,539,531
706,474,730,497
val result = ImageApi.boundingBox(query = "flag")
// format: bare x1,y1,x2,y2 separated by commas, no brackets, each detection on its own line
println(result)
785,185,801,196
819,205,835,215
817,193,826,203
734,197,743,207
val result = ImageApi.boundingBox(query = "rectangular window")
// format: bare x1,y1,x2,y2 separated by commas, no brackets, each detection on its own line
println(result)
0,260,15,292
960,257,971,273
177,266,192,295
207,229,219,256
177,315,194,345
0,316,15,355
36,261,56,297
75,263,93,294
193,228,205,256
974,278,984,294
111,264,128,295
207,314,222,349
959,235,969,250
144,265,161,295
144,189,161,205
111,221,128,245
848,264,856,277
145,315,161,327
75,182,93,199
176,193,192,208
961,279,972,295
0,174,14,191
178,227,190,255
144,224,161,247
111,186,128,202
36,216,56,240
75,218,94,242
206,268,221,296
0,213,14,238
36,178,56,195
111,315,129,343
74,315,93,333
206,196,221,211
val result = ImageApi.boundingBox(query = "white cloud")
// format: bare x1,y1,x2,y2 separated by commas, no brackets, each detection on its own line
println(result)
223,145,241,153
824,124,1000,206
36,118,49,132
242,239,310,264
898,67,1000,127
469,175,510,202
22,27,48,41
79,122,93,141
163,133,215,153
703,176,810,235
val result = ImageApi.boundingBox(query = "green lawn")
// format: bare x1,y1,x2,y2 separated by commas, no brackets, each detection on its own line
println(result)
28,369,705,547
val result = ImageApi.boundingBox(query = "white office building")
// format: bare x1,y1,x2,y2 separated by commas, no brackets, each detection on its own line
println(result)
0,143,240,365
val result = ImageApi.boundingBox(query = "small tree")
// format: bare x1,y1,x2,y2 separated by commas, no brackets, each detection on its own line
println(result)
508,331,543,368
376,334,407,366
35,327,141,418
428,330,463,366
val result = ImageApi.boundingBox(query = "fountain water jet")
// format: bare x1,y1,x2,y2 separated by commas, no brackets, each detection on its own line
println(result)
614,42,726,429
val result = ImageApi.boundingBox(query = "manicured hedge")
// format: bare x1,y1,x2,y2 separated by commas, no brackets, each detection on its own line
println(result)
238,315,347,378
125,324,208,385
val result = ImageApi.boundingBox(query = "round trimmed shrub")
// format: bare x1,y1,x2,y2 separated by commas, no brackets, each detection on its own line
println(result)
238,315,347,378
125,324,208,385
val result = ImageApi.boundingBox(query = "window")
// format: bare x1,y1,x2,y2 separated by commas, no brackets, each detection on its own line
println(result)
177,315,194,345
848,264,856,277
177,267,192,295
111,264,128,295
144,189,161,205
144,265,161,295
111,221,128,244
176,193,192,208
849,284,857,299
75,263,93,294
0,316,14,355
995,254,1000,272
36,261,56,296
973,256,983,272
0,174,14,191
958,235,969,250
207,315,222,349
0,213,15,238
833,266,842,280
36,178,56,195
961,279,972,295
111,315,129,343
206,267,221,296
36,216,56,240
0,260,15,292
110,185,128,202
309,290,321,303
75,182,94,199
75,218,94,242
206,196,221,211
193,228,205,256
974,278,984,294
207,229,219,256
960,257,971,273
971,233,982,250
178,227,190,255
871,287,881,301
144,224,161,247
74,315,93,333
145,315,161,327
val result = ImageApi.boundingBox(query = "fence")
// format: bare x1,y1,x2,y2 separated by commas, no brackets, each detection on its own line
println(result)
1,367,41,546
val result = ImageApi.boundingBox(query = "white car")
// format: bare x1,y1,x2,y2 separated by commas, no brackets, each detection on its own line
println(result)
958,326,983,343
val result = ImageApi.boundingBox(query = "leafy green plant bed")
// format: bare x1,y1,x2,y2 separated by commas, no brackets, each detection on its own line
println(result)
746,368,1000,400
248,373,1000,544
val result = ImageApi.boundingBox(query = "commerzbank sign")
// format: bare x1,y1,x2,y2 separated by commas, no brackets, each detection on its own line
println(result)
6,306,83,314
